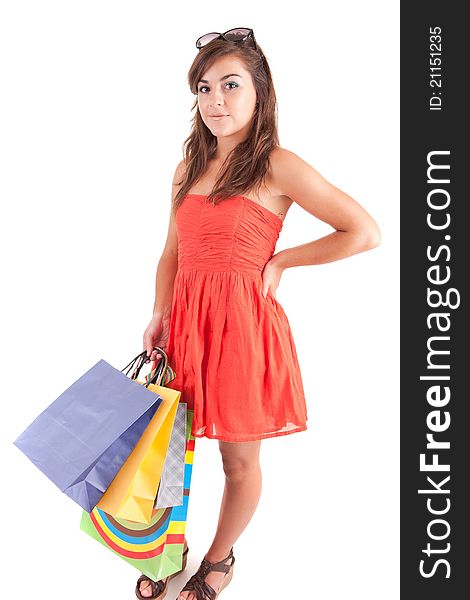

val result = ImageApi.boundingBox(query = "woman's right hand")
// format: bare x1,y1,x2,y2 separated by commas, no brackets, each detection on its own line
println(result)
143,313,171,364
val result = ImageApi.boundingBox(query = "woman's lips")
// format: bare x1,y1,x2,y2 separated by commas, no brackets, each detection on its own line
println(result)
209,115,228,120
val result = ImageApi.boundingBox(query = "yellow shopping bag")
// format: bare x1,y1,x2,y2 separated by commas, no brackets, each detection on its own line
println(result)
96,349,180,524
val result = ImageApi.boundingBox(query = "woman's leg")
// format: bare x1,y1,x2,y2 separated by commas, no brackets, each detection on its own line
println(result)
177,439,263,600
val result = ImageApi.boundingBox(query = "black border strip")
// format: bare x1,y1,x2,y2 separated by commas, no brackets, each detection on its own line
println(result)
401,4,466,598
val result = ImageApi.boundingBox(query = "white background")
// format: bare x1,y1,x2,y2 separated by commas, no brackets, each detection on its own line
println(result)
1,1,399,598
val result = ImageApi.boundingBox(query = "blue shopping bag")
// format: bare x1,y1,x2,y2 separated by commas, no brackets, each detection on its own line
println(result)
13,351,163,512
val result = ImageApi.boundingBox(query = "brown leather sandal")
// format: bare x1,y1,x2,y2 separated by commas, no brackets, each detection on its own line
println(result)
178,547,235,600
135,545,189,600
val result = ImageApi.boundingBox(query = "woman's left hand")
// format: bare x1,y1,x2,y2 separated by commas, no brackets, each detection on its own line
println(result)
261,255,285,298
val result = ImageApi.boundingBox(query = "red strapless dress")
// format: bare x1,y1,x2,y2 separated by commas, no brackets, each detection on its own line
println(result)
162,193,308,442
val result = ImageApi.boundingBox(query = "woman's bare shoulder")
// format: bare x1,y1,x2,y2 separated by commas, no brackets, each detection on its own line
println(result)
269,146,330,199
171,159,187,200
266,146,312,203
269,146,309,180
173,159,187,184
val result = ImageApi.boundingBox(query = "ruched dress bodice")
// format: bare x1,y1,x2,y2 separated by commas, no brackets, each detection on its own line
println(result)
176,193,282,273
163,193,308,442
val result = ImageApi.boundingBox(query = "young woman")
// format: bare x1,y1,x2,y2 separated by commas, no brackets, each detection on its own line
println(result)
136,27,381,600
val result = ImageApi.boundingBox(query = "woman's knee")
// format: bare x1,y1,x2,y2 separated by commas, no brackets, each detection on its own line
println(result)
219,441,261,480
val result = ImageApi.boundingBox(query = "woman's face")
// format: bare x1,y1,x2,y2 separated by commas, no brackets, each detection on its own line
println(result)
197,55,257,141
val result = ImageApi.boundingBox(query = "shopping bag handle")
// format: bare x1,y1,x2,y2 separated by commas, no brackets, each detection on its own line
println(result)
130,347,169,387
121,347,169,388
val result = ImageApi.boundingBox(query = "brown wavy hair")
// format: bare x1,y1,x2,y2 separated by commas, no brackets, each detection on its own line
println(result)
172,36,280,212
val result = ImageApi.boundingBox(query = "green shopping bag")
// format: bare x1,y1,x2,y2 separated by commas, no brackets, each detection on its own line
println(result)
80,406,195,581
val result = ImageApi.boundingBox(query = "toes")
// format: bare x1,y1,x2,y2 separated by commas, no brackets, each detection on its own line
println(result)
139,581,151,597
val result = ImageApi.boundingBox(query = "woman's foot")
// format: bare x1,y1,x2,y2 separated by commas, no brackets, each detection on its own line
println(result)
138,540,188,598
177,547,235,600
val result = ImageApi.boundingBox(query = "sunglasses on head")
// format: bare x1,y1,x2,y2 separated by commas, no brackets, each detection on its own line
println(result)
195,27,257,50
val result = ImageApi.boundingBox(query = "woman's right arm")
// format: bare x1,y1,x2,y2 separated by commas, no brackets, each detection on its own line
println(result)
143,160,185,363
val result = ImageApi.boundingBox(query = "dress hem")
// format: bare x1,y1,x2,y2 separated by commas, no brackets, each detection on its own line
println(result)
191,423,308,443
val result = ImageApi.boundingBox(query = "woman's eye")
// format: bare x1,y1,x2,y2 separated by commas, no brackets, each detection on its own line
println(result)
198,82,238,93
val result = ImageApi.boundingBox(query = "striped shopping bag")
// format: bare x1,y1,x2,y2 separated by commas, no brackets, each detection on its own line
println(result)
80,406,195,581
